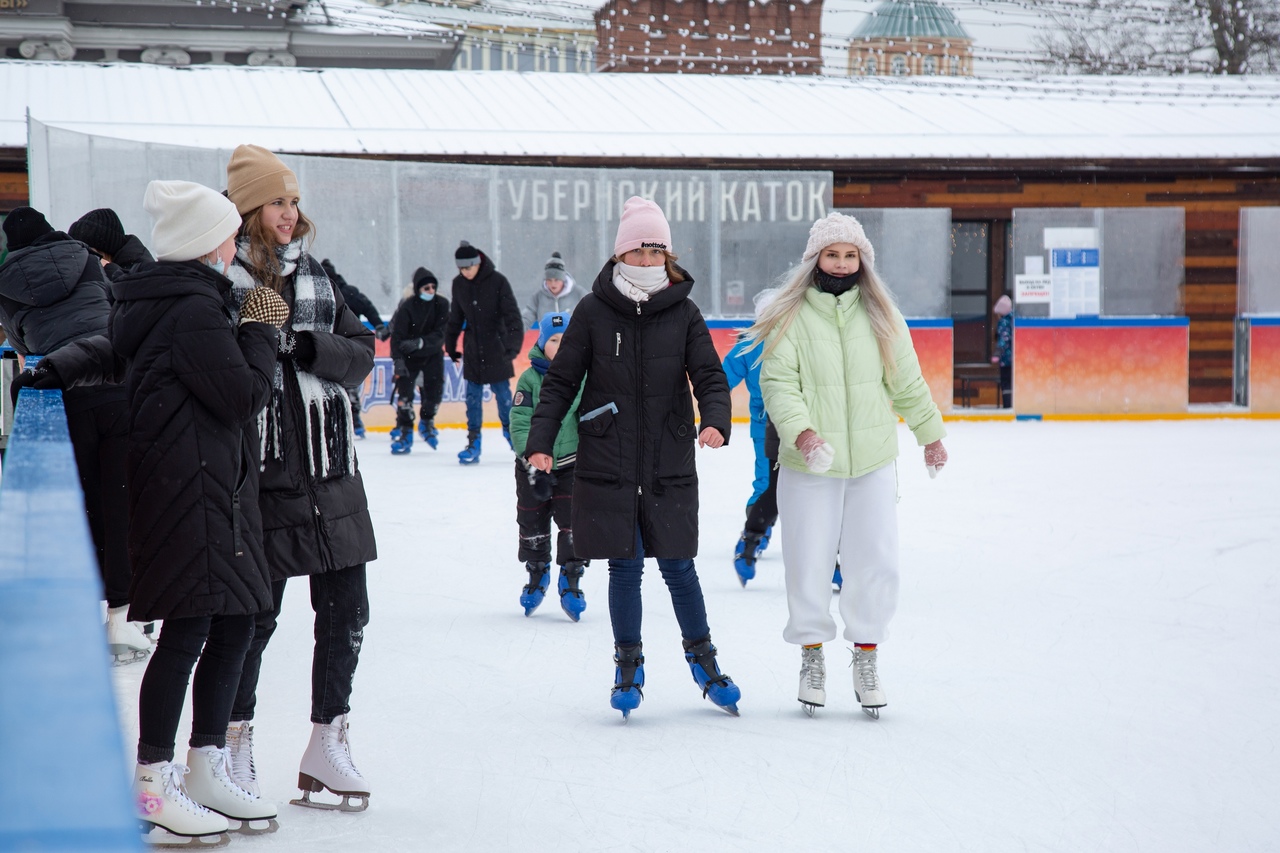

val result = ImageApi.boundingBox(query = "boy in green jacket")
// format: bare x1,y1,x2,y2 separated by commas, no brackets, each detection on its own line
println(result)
509,312,586,621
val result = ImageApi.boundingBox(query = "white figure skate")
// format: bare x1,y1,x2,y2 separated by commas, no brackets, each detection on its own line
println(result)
798,646,826,717
107,604,151,665
184,746,278,834
291,714,370,812
852,646,887,719
134,761,230,848
224,720,259,797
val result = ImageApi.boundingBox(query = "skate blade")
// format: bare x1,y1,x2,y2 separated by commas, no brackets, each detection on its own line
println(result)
862,706,881,720
800,701,823,717
227,817,279,835
712,702,740,717
290,788,369,813
140,822,230,848
112,648,151,666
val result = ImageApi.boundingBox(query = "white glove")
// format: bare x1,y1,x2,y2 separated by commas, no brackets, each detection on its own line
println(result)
924,439,948,479
796,429,835,475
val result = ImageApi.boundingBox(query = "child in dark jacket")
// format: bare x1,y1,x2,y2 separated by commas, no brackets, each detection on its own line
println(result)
389,267,449,454
509,312,585,621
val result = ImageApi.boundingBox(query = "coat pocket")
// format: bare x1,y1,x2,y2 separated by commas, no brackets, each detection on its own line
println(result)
654,411,696,486
575,406,620,484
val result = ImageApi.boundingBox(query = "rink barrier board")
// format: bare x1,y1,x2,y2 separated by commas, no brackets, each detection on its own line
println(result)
361,318,956,430
1246,317,1280,413
0,386,141,851
1013,317,1190,416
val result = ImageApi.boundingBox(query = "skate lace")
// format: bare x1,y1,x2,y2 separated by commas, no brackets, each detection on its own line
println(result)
801,647,826,689
851,648,880,692
160,763,211,816
226,723,256,786
324,721,362,778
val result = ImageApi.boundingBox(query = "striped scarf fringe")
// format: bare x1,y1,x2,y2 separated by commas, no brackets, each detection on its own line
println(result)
229,238,356,479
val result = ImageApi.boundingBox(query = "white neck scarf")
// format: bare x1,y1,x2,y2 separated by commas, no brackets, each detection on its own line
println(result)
613,262,670,303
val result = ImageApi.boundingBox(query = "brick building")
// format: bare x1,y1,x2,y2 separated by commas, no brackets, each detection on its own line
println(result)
594,0,822,74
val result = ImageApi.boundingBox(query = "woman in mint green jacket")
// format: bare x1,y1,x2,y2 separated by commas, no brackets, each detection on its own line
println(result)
746,212,948,720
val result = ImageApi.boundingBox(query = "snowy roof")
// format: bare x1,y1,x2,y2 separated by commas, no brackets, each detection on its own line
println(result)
289,0,455,37
852,0,971,41
4,60,1280,162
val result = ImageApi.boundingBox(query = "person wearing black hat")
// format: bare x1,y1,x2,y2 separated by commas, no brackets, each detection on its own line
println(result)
520,251,582,329
387,266,449,454
0,205,137,661
68,207,155,282
444,240,523,465
319,258,389,439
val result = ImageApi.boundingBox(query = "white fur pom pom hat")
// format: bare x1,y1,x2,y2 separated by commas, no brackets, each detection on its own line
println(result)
802,211,875,269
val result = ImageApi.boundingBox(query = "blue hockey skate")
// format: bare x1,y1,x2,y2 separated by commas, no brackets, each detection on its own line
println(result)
610,643,645,719
683,636,740,716
520,562,550,616
390,429,413,455
832,562,843,592
732,531,763,587
758,524,774,554
352,414,366,439
458,434,482,465
557,561,586,622
420,418,439,449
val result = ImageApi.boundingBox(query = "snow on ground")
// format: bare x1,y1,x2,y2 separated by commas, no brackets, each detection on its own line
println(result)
111,419,1280,852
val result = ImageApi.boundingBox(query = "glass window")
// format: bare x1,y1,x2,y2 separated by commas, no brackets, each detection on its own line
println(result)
891,55,907,76
924,56,936,75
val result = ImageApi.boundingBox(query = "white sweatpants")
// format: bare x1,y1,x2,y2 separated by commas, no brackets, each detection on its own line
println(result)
778,463,899,646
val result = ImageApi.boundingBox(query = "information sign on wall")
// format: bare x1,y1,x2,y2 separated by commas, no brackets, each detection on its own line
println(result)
1050,248,1101,318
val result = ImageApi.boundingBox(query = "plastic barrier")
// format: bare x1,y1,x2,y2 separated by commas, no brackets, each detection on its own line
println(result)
0,385,140,851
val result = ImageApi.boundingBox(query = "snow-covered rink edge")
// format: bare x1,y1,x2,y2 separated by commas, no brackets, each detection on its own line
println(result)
111,419,1279,852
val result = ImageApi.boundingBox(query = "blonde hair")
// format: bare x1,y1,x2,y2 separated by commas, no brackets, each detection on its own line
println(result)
744,253,902,377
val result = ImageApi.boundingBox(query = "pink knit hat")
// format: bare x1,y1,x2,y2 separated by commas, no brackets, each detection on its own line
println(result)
614,196,672,258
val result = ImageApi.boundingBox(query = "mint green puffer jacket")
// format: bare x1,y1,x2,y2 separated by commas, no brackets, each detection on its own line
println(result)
760,285,945,479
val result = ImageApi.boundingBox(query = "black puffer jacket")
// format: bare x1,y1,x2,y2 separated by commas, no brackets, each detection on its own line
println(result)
0,231,127,413
102,235,155,282
444,254,523,384
109,261,278,621
525,260,732,559
246,257,379,579
390,293,449,363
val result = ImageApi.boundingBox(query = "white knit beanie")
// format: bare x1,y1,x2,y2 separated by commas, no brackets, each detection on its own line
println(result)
802,211,875,269
144,180,242,263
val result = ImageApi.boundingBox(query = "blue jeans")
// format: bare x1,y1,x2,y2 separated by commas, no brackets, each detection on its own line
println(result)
607,526,710,646
465,380,513,435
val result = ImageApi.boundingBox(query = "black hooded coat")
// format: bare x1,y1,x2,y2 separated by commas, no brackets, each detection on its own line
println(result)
444,253,523,385
524,260,732,559
0,232,127,412
109,261,279,621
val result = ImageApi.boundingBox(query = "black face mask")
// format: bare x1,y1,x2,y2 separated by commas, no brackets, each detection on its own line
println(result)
814,267,862,296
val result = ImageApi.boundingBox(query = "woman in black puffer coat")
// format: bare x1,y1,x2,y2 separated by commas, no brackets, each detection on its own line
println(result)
111,180,284,832
525,197,739,719
222,144,377,806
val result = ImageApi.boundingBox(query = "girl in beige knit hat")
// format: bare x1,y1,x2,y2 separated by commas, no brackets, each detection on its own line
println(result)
745,211,948,720
222,144,379,813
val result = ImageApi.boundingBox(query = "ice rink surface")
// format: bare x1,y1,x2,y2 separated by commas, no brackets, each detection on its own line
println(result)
111,419,1280,852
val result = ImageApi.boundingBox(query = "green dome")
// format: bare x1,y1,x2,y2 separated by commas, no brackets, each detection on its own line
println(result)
851,0,971,40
